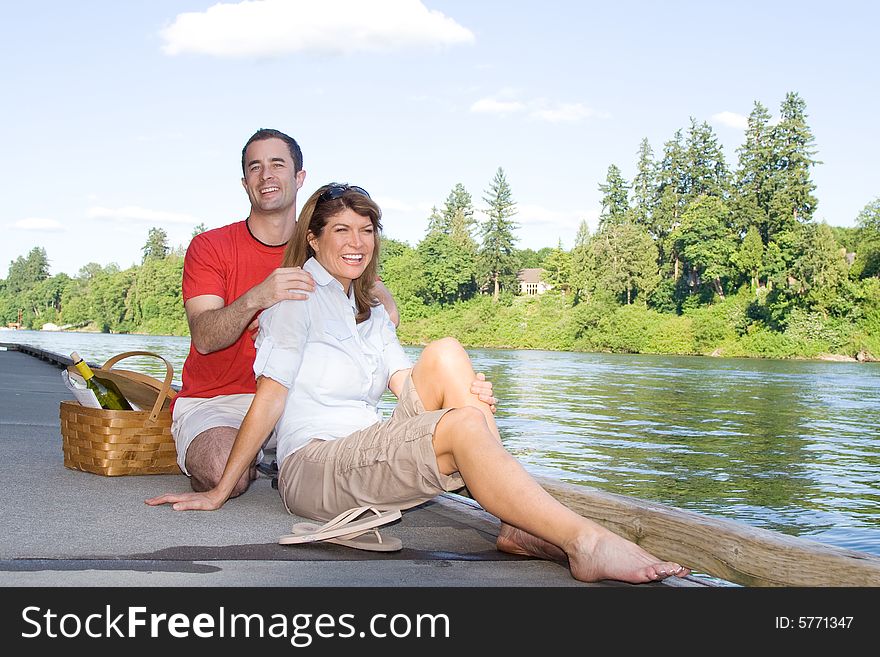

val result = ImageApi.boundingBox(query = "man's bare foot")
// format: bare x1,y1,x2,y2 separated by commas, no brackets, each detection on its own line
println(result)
496,522,690,584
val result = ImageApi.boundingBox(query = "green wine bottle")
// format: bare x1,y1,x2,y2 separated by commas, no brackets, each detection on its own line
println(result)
70,352,133,411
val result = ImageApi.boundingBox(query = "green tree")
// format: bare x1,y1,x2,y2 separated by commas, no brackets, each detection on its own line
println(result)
598,164,630,227
379,247,428,319
674,196,738,299
425,206,444,234
767,92,820,236
5,246,50,295
24,274,70,327
590,223,658,305
142,227,170,262
852,197,880,278
683,118,730,202
416,231,478,305
192,223,208,239
857,197,880,232
479,167,519,301
569,220,594,299
631,138,655,230
790,223,848,315
540,240,572,292
734,101,774,240
653,130,688,280
442,183,476,236
126,255,185,333
735,225,764,291
516,247,554,269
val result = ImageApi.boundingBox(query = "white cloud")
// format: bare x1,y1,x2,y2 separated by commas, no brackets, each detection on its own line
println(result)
11,217,65,232
160,0,475,57
87,206,203,225
471,94,607,123
711,111,748,130
530,103,608,123
470,98,527,115
374,195,432,214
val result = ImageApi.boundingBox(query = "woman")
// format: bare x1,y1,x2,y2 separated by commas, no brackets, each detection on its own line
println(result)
148,183,690,584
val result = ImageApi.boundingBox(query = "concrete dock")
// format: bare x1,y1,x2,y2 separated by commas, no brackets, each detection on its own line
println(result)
1,345,674,587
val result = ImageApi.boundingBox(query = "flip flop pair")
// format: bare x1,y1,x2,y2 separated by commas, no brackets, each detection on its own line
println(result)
279,506,403,552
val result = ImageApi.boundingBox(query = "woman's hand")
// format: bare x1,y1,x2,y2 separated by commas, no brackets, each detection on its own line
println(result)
145,489,227,512
471,372,498,414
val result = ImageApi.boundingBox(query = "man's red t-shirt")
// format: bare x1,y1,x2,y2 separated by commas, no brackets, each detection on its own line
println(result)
174,220,285,410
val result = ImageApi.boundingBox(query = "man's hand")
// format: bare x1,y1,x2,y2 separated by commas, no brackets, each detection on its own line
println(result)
372,280,400,327
471,372,497,414
245,267,314,341
187,267,316,353
250,267,315,310
145,489,227,512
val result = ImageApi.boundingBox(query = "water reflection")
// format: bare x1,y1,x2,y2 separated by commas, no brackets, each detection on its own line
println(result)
4,330,879,555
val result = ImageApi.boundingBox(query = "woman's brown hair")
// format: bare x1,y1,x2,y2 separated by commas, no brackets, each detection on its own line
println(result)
282,183,382,323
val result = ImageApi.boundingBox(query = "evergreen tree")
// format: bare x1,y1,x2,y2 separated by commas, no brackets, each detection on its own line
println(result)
768,92,820,235
598,164,630,227
853,197,880,278
590,223,658,305
653,130,688,278
425,205,444,234
416,231,478,305
5,246,50,295
570,220,593,300
683,118,730,202
673,196,737,299
631,138,655,230
479,167,519,301
574,219,591,249
735,225,764,291
540,239,572,292
192,223,208,239
515,247,553,269
734,101,775,240
790,223,848,314
142,227,170,262
442,183,475,236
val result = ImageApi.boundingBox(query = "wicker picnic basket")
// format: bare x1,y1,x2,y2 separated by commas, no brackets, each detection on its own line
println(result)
59,351,180,476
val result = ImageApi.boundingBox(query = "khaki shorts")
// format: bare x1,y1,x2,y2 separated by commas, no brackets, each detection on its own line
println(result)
172,394,276,475
277,372,465,521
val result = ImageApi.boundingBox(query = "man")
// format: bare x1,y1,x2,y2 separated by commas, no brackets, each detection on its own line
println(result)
171,128,319,496
172,128,493,498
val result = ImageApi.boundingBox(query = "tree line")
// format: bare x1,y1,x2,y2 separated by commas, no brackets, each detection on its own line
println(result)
2,91,878,359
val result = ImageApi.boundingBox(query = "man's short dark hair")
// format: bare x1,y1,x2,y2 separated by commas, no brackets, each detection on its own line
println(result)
241,128,303,174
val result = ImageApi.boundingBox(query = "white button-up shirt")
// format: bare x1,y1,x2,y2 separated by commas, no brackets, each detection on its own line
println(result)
253,257,412,466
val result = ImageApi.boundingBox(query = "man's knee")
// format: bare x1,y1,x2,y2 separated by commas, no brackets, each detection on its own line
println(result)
184,427,239,491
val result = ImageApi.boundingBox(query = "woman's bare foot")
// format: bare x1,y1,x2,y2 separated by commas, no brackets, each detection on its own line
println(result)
497,522,690,584
497,522,567,563
566,529,690,584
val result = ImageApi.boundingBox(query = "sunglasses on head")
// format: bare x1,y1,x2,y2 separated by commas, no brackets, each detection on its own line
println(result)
319,183,371,202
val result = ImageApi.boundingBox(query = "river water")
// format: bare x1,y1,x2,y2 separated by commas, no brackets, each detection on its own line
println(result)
4,329,879,558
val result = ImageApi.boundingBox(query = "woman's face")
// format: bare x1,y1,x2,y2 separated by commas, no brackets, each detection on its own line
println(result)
308,208,375,293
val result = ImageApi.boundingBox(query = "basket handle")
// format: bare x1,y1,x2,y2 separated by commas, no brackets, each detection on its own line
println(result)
101,351,174,424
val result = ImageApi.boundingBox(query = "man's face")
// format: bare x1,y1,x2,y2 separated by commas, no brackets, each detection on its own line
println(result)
241,137,305,215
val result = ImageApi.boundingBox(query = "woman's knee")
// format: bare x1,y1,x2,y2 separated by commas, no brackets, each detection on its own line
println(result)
422,337,469,369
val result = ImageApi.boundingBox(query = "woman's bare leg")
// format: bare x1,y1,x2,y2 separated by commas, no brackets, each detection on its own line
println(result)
412,338,690,584
412,337,501,441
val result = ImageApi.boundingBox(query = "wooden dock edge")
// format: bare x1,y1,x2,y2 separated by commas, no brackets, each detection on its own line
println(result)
536,476,880,587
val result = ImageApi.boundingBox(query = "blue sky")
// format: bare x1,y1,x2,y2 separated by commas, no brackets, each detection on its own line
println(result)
2,0,878,276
